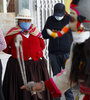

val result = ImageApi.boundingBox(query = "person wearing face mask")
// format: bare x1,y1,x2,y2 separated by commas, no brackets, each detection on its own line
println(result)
2,9,52,100
41,3,74,100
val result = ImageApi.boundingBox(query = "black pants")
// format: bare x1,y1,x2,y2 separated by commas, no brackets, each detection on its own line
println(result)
49,53,74,100
0,60,4,100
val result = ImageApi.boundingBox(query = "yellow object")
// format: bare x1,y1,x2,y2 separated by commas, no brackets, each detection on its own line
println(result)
65,58,69,64
64,0,72,14
78,31,81,34
51,32,57,38
76,95,79,100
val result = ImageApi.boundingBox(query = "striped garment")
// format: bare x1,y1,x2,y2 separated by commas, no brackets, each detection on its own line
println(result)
0,28,7,51
80,82,90,95
6,24,42,38
47,24,69,38
47,23,84,39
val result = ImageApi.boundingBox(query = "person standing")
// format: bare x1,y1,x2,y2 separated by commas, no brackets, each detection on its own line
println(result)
2,9,52,100
0,28,7,100
41,3,74,100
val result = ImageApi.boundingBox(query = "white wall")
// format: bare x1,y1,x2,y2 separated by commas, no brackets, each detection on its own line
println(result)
0,13,16,36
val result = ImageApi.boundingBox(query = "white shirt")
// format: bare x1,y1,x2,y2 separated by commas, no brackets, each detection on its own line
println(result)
72,31,90,43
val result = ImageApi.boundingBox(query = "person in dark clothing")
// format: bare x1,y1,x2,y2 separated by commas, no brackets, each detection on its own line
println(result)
41,3,74,100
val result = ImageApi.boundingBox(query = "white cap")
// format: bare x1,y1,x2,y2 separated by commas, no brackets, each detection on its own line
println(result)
15,8,32,20
72,31,90,43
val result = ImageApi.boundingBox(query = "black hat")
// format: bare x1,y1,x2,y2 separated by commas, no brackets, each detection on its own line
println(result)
54,3,65,17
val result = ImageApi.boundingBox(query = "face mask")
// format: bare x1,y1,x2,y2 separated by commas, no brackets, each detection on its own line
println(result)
55,16,64,21
20,22,31,30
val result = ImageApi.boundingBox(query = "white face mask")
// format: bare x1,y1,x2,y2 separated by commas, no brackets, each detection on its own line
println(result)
72,31,90,44
55,16,64,21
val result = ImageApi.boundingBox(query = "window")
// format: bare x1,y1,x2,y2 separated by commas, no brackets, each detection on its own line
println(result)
7,0,15,12
18,0,29,13
0,0,3,12
0,0,15,13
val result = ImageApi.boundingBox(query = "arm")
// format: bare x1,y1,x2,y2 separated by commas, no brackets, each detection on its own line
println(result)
0,28,7,51
3,34,15,54
39,38,45,50
41,17,53,39
47,24,69,38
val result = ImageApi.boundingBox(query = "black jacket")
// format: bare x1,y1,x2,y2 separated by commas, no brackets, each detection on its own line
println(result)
41,15,73,54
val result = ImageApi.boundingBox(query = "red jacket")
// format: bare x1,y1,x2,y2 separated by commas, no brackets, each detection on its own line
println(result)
3,33,45,61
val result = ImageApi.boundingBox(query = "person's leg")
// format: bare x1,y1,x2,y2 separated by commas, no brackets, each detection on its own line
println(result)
49,54,61,76
49,54,61,100
0,60,4,100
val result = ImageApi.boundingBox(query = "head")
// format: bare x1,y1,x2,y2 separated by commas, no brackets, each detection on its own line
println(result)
69,7,79,31
70,7,79,22
69,7,86,31
54,3,65,21
16,9,32,31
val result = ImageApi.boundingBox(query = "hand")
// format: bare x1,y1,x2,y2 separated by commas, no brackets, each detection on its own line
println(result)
20,82,45,99
20,81,45,92
20,85,27,90
32,82,44,92
52,29,58,33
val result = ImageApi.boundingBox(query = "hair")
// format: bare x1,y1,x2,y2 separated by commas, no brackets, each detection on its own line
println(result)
69,38,90,87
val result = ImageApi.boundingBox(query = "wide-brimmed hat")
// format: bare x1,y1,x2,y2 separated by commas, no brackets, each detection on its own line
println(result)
54,3,65,17
15,8,32,20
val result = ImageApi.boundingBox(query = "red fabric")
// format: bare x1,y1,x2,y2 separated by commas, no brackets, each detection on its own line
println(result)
6,27,18,35
57,31,63,37
3,33,45,61
84,20,90,23
80,82,90,95
83,95,90,100
77,21,81,30
45,78,62,98
70,3,77,8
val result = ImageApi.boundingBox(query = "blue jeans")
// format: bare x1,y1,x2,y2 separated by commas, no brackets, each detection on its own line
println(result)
0,60,4,100
49,53,74,100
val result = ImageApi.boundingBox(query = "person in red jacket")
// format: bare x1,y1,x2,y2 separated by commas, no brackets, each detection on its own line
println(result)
2,8,52,100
